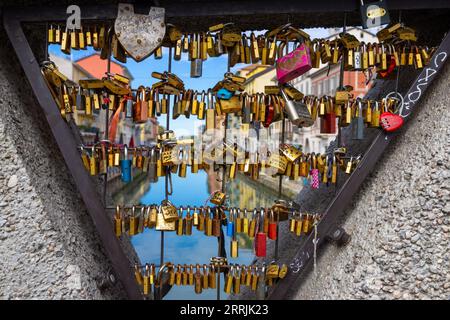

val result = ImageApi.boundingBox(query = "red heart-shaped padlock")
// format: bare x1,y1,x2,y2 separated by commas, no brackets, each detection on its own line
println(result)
380,112,404,132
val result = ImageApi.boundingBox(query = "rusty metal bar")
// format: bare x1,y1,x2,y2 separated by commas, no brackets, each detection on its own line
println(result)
268,30,450,299
4,1,450,23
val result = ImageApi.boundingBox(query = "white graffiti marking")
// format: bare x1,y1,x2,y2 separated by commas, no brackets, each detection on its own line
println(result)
399,51,448,118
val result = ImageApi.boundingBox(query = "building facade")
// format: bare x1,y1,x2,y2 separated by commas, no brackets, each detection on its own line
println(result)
50,52,158,146
290,27,377,153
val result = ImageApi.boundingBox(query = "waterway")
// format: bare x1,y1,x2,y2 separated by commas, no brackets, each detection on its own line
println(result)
112,168,290,300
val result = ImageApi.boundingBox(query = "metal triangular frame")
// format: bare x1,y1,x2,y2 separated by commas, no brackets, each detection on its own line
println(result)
3,4,450,300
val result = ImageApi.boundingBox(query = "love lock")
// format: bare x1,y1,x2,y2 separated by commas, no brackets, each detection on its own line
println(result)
380,112,404,132
115,4,166,62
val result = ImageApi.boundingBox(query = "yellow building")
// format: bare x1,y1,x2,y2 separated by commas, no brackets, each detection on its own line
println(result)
237,64,276,94
233,64,294,140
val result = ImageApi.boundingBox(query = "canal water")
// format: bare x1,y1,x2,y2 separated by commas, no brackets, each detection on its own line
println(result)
112,168,288,300
49,44,295,300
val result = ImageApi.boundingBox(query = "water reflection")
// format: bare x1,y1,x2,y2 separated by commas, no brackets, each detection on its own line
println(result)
111,167,286,300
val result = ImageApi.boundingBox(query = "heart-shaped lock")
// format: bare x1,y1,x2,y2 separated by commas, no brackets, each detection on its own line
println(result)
380,112,404,132
115,4,166,62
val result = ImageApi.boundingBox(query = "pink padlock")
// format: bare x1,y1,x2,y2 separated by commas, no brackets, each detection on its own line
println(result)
276,43,312,84
310,169,320,189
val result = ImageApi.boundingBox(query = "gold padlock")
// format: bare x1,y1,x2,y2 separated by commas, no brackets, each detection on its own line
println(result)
210,191,226,205
161,200,178,222
155,206,176,231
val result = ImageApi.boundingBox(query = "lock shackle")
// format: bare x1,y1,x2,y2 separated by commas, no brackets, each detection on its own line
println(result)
232,210,237,241
357,98,363,113
145,205,152,217
161,199,173,206
279,84,291,103
259,208,265,233
207,89,214,108
224,72,234,79
123,145,128,160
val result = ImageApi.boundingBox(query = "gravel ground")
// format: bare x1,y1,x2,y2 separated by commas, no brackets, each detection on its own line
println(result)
0,24,138,300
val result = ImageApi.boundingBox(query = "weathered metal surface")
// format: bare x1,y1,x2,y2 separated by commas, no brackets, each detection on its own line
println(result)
115,4,165,62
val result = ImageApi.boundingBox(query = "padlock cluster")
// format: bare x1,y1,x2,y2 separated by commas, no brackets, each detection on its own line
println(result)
43,58,404,136
41,61,131,118
270,146,362,186
288,212,320,237
47,22,435,76
80,139,361,188
134,261,288,296
115,199,297,260
114,202,228,236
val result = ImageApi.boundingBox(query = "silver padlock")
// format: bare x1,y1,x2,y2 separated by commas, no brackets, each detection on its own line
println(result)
352,99,364,140
148,148,157,182
125,94,133,118
354,45,362,70
215,34,224,56
279,85,314,127
242,94,251,124
191,34,202,78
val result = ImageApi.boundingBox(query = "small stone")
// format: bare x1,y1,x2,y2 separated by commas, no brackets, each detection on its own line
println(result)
429,266,439,274
411,234,420,243
7,175,18,188
361,284,370,294
393,290,402,299
443,204,450,214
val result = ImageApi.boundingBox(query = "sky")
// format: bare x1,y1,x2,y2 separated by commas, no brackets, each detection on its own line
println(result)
49,28,332,137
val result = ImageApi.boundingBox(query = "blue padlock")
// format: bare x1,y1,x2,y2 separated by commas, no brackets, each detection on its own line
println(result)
227,209,235,237
120,146,132,183
303,177,309,186
217,88,233,100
